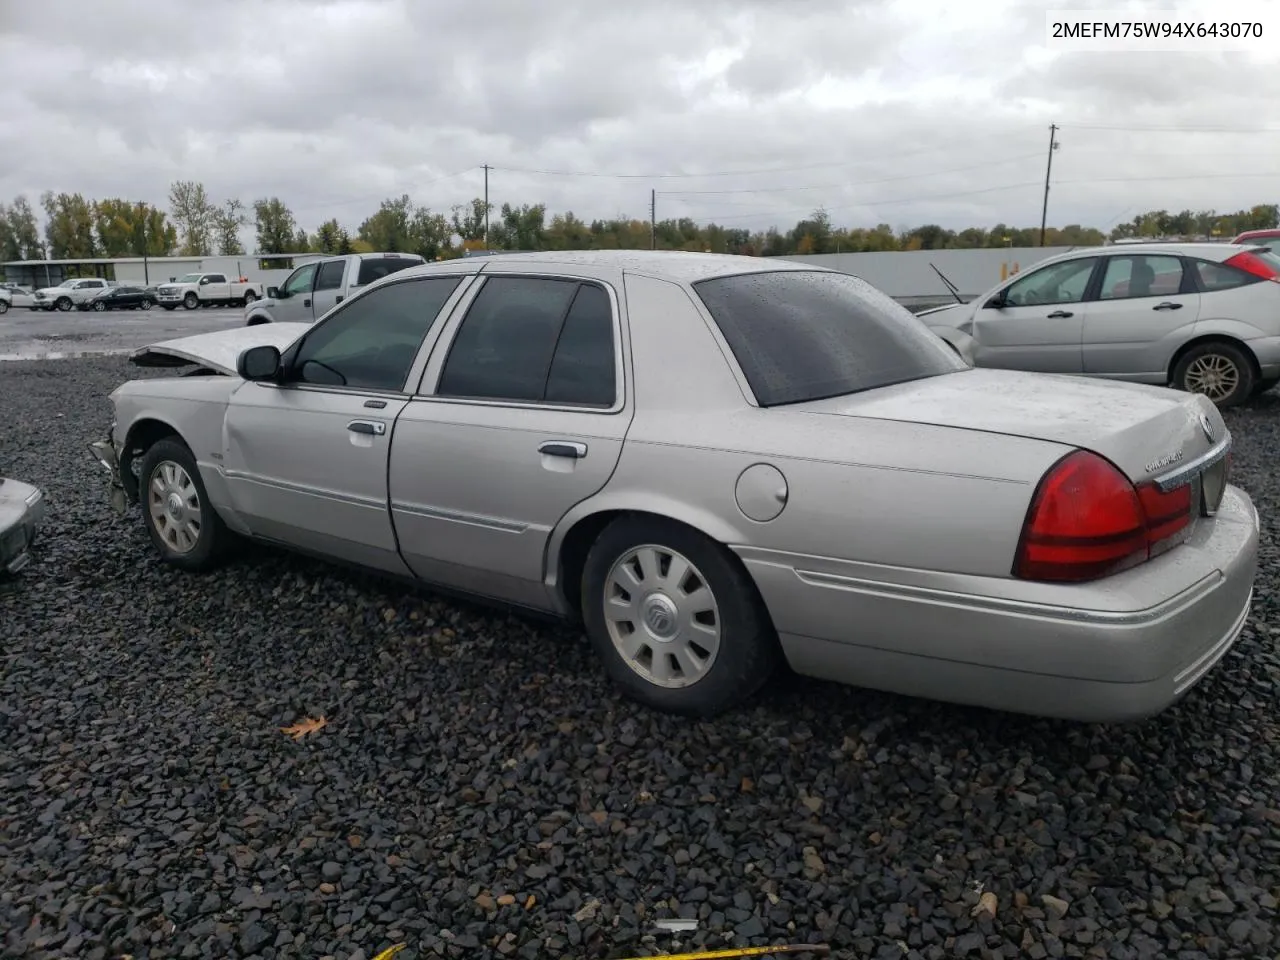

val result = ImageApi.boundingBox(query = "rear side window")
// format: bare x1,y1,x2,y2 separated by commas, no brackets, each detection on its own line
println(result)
315,260,345,291
357,257,423,285
692,270,965,407
1191,258,1262,292
437,277,616,406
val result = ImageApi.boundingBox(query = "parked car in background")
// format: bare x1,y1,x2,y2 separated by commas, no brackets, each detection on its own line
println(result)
0,476,45,576
90,251,1256,723
1,283,34,310
78,284,155,312
32,277,110,311
918,242,1280,407
156,273,265,310
245,252,425,325
1231,229,1280,256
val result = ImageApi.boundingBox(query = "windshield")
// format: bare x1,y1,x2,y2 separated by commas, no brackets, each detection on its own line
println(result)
692,270,966,407
177,273,203,283
57,279,79,287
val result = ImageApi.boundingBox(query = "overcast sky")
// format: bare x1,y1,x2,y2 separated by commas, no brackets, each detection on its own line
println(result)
1,0,1278,239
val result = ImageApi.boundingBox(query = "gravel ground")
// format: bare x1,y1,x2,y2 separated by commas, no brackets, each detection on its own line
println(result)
2,356,1279,960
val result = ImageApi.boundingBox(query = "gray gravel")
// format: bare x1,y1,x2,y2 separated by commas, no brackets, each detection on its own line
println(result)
2,356,1279,960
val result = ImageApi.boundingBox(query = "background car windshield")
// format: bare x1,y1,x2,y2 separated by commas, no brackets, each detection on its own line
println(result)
692,270,966,407
177,273,202,282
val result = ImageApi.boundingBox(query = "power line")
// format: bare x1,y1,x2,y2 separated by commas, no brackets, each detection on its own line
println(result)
1058,171,1280,184
656,154,1044,196
485,135,1041,180
1060,122,1280,133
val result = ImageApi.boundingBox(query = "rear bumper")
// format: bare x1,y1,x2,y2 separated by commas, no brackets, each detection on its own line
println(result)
0,480,47,575
735,484,1259,723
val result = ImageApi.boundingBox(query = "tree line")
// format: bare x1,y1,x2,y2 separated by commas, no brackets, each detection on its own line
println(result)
1,180,1276,263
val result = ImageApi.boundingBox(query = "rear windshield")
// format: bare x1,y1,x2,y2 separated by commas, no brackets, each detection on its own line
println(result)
692,270,966,406
357,256,424,285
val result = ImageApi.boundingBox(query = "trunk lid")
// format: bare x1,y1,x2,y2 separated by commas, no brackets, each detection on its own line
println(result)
130,323,312,376
794,368,1227,485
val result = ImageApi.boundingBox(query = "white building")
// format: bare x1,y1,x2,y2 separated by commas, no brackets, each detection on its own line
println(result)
2,253,327,290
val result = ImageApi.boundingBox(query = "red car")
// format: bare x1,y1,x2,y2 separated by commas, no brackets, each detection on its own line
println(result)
1232,229,1280,256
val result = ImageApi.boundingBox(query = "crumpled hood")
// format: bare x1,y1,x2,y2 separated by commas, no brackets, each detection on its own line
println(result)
130,323,312,376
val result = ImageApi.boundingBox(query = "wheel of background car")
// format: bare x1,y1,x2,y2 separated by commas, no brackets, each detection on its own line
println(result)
183,293,198,309
243,291,257,305
580,516,780,717
93,300,106,311
0,300,7,314
56,297,71,311
1172,341,1255,409
140,298,152,309
138,438,234,572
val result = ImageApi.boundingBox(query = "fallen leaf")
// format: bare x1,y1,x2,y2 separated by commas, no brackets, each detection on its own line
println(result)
971,891,998,919
740,777,755,793
280,716,328,740
348,835,362,848
525,894,536,910
371,947,406,960
497,894,516,906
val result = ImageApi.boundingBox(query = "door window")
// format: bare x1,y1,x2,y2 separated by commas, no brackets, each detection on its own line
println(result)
436,277,617,406
205,274,227,284
291,277,463,392
282,264,318,297
1002,258,1098,307
1099,255,1184,300
315,260,345,291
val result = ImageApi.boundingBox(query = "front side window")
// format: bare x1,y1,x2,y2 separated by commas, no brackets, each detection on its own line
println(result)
282,264,317,297
436,276,616,405
204,274,226,284
692,270,964,407
1098,255,1185,300
291,277,462,392
1002,258,1098,307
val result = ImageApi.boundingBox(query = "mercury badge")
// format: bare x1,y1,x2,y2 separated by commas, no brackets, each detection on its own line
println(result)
1199,412,1216,443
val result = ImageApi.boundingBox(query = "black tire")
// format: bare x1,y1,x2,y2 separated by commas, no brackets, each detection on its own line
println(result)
140,298,152,310
183,292,198,310
56,297,72,311
1172,341,1255,409
138,438,234,572
0,300,8,315
93,300,106,312
580,516,780,717
246,315,271,326
243,291,257,305
1252,376,1279,398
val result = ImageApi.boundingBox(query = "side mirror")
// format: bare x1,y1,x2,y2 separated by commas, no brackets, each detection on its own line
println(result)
199,277,210,285
238,345,282,381
266,286,280,299
985,293,1007,309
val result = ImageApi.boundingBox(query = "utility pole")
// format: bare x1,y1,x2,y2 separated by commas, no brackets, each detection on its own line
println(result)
482,164,490,250
1039,124,1059,247
650,189,656,250
139,201,150,285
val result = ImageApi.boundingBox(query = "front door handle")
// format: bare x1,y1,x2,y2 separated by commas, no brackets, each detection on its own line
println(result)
335,295,344,303
539,440,587,459
303,298,311,308
1153,301,1183,310
1046,310,1074,318
347,420,386,436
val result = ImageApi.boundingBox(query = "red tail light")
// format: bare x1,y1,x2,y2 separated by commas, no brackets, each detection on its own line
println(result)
1014,450,1194,583
1224,250,1280,282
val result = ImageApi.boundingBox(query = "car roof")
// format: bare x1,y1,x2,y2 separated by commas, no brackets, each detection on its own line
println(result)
1045,242,1257,262
395,249,822,284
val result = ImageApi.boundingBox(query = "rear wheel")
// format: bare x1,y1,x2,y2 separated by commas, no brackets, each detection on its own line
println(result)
93,300,106,312
580,516,779,717
138,438,233,572
243,290,257,305
1172,342,1255,408
0,300,8,315
140,298,152,310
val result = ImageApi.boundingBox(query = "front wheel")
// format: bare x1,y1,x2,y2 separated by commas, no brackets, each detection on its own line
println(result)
56,297,72,311
580,516,780,717
1172,342,1255,409
183,293,198,310
0,300,8,315
140,298,152,310
138,438,234,572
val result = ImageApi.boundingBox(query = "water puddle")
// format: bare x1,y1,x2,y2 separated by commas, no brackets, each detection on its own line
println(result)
0,348,133,361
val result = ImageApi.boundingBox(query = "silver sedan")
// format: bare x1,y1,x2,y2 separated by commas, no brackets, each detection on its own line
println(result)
89,251,1258,721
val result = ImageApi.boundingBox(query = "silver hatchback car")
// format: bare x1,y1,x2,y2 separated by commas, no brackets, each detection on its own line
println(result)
920,242,1280,407
90,251,1258,722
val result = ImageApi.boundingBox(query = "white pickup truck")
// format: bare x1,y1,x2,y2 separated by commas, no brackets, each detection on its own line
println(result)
156,273,265,311
244,252,424,325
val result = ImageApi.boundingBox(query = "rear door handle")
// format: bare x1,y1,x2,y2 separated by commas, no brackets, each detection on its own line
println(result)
335,295,344,303
1046,310,1074,318
347,420,386,436
1153,301,1183,310
539,440,587,459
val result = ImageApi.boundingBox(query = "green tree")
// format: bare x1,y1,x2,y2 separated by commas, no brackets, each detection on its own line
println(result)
213,199,249,255
41,191,97,258
358,195,414,252
312,218,344,254
0,196,43,260
252,197,299,254
450,198,489,243
167,181,215,256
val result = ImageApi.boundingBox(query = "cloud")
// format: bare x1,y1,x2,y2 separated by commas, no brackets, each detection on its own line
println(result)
0,0,1278,244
